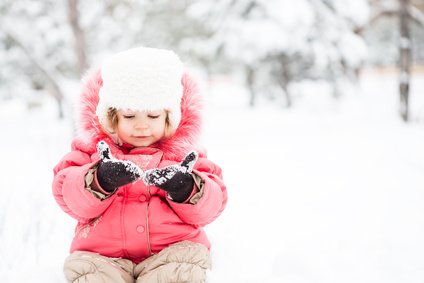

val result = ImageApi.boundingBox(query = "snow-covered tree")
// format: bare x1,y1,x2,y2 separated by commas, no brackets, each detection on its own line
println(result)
0,0,73,117
362,0,424,121
185,0,370,107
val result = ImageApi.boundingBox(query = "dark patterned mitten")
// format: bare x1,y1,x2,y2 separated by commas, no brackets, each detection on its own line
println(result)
143,152,198,202
95,141,143,192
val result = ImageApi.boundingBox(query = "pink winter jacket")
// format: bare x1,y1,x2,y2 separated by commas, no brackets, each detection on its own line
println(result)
52,71,227,264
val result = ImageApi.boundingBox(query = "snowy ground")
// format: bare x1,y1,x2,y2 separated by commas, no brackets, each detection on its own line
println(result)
0,71,423,283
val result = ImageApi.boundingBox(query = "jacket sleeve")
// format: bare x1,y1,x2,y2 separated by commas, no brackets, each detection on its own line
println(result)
167,157,227,227
52,142,116,223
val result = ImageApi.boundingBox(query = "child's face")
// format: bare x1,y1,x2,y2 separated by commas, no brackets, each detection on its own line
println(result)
116,109,167,147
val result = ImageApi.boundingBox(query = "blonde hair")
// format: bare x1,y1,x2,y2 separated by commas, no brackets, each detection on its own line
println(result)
106,108,174,138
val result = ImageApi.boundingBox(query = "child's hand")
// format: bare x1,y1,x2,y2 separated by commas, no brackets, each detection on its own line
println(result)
95,141,143,192
143,152,198,202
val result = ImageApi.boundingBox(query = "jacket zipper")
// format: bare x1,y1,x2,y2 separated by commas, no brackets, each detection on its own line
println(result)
121,188,129,259
146,186,152,256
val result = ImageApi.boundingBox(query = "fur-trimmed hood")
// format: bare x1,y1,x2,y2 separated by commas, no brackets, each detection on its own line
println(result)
72,69,204,161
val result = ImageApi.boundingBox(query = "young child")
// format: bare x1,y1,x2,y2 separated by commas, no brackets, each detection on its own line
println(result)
52,46,227,283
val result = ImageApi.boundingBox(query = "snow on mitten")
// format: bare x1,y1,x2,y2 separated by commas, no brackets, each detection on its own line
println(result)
143,152,198,202
95,141,143,192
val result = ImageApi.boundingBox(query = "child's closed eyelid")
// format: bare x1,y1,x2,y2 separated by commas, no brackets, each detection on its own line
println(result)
147,110,163,118
120,112,136,118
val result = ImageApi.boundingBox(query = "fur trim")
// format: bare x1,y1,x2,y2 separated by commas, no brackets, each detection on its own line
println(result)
74,69,204,161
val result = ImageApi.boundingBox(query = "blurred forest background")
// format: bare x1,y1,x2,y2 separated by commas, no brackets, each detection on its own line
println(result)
0,0,423,121
1,2,424,282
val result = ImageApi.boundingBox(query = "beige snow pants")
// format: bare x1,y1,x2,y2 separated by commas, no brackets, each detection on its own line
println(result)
63,241,211,283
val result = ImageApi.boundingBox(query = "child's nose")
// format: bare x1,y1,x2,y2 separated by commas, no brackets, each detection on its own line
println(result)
135,121,148,130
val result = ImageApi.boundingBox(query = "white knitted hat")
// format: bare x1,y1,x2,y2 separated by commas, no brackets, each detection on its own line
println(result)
96,46,184,135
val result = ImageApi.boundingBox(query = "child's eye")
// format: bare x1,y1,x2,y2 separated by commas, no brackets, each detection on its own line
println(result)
147,115,160,119
123,115,135,119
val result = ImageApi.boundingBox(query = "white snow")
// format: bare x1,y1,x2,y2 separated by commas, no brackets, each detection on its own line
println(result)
0,70,424,283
